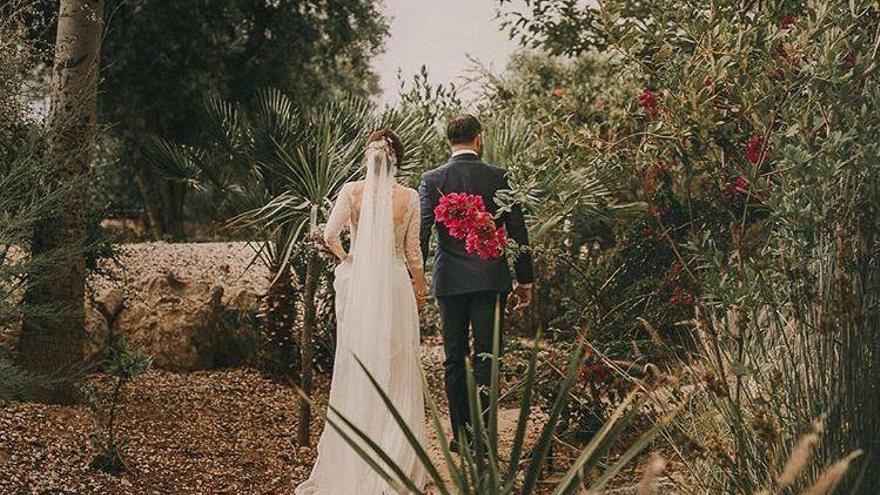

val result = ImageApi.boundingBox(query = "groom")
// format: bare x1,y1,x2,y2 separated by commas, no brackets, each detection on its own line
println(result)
419,114,534,451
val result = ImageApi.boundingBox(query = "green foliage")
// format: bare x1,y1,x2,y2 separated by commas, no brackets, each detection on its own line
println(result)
82,336,152,474
25,0,391,238
150,89,435,282
472,52,647,337
500,0,880,492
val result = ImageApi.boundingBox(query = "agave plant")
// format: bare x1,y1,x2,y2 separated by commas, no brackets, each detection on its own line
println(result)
149,89,435,444
302,302,677,493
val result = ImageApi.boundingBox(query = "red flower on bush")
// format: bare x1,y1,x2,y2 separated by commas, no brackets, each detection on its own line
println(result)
669,285,695,306
672,261,684,276
723,176,751,198
779,15,798,29
637,89,661,117
579,361,612,383
435,192,506,260
745,135,769,165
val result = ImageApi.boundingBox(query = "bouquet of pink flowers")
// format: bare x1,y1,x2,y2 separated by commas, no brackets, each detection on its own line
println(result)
434,192,507,260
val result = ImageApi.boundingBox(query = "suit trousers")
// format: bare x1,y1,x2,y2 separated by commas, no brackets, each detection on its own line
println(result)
437,291,507,443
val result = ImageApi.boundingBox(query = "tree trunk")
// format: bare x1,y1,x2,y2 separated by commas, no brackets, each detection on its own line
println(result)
259,263,300,383
135,165,185,240
18,0,104,396
297,250,321,445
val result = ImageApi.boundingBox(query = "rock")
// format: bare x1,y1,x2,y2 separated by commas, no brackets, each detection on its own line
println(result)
86,272,259,371
84,307,110,363
100,289,125,319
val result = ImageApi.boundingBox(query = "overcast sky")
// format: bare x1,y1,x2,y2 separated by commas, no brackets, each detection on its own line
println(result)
372,0,520,106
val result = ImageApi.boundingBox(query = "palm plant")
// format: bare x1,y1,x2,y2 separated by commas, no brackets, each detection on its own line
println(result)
149,89,435,444
302,302,678,493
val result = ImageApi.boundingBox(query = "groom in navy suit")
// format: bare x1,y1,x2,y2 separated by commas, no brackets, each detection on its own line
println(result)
419,114,534,451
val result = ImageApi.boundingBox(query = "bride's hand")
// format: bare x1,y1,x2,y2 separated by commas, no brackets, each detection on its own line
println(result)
413,283,426,312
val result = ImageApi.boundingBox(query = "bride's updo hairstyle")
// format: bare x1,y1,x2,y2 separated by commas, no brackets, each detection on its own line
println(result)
366,129,404,171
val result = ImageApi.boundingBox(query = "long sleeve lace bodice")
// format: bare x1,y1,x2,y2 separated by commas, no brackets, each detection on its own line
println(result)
323,183,424,270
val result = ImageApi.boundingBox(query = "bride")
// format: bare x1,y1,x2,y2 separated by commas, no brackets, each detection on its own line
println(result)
295,129,428,494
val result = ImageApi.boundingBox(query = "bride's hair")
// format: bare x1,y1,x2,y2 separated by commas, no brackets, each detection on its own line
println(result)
366,128,405,167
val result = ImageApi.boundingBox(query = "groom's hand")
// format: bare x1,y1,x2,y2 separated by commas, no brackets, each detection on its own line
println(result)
513,285,533,312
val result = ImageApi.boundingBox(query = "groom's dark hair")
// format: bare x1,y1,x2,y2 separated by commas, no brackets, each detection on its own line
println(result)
446,115,482,145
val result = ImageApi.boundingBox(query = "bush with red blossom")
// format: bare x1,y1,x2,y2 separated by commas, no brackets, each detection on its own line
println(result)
745,135,770,165
637,88,661,118
723,176,751,198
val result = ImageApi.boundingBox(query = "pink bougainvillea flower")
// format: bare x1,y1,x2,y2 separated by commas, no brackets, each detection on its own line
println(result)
745,135,769,165
434,192,485,240
435,192,506,260
465,211,507,260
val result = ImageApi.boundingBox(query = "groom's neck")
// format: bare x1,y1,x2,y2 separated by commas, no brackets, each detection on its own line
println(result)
450,145,480,155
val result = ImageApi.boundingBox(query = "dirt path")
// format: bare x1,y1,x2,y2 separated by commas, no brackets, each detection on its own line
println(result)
424,407,545,493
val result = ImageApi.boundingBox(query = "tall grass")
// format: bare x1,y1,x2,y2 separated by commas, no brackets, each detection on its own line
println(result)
670,157,879,493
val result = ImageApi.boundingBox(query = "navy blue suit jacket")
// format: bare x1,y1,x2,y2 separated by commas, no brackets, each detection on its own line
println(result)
419,153,534,297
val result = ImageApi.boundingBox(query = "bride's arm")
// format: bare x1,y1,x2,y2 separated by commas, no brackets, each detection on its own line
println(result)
323,184,351,262
404,190,427,309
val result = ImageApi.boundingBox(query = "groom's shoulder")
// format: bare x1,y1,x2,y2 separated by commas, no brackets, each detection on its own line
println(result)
482,160,506,175
477,160,508,182
420,162,451,183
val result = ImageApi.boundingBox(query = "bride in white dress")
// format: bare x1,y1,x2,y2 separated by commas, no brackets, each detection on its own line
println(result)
295,130,428,494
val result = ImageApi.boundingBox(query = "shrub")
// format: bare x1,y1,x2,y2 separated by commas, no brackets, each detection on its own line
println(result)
499,0,879,491
82,336,152,474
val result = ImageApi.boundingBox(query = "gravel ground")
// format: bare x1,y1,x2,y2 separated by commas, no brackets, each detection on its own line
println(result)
91,241,269,300
1,368,325,495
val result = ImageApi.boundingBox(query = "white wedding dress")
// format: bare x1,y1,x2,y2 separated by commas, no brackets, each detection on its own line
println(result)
295,141,428,494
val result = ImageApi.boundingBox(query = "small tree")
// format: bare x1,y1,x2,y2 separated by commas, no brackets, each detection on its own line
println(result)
82,336,152,474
